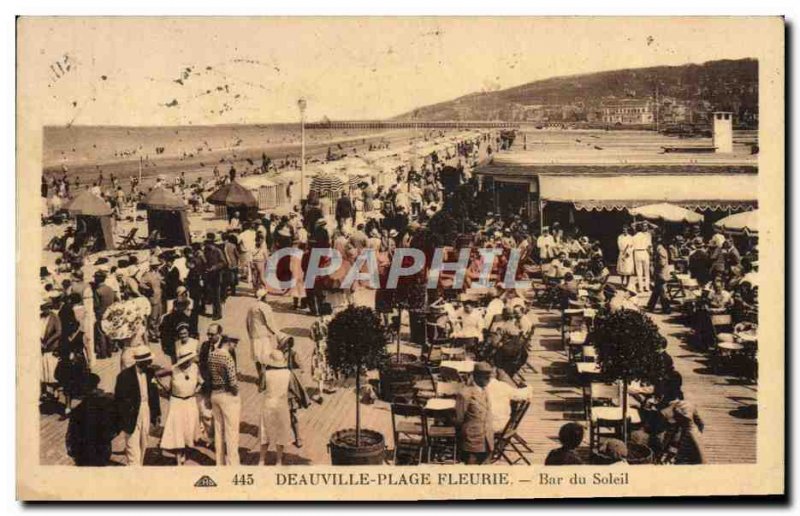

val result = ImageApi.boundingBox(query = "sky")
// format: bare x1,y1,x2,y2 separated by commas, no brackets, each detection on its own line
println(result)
18,17,773,126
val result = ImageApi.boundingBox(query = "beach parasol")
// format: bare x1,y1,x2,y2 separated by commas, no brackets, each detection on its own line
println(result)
206,180,258,209
629,202,703,224
141,187,187,211
66,190,113,217
310,173,345,193
714,209,758,236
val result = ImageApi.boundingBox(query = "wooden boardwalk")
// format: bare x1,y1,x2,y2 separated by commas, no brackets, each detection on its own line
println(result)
40,291,756,466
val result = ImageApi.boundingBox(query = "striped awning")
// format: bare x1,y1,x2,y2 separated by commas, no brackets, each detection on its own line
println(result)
539,174,758,212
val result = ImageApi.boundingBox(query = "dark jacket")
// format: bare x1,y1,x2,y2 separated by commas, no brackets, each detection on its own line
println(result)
335,196,354,219
163,266,181,300
66,391,118,466
204,243,226,275
113,365,161,435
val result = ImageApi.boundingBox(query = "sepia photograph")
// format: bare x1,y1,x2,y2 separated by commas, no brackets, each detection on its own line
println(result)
16,16,785,501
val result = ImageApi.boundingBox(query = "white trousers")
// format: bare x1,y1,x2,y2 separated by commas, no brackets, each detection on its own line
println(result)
633,250,651,292
211,391,241,466
125,403,150,466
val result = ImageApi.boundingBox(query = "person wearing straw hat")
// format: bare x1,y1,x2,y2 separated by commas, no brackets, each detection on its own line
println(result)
455,361,495,464
113,346,161,466
156,350,201,465
257,350,292,466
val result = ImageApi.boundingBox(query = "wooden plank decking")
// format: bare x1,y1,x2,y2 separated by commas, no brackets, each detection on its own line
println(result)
40,291,756,466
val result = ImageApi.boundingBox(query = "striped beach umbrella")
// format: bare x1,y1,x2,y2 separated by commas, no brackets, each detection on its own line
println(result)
309,173,345,194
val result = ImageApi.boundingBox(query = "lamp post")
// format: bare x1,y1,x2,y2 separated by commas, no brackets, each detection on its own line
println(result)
298,97,307,204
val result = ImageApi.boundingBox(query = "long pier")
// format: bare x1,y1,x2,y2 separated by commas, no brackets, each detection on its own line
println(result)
306,120,518,130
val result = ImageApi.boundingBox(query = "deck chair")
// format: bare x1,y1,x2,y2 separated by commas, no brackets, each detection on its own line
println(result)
491,399,534,465
390,402,428,465
117,227,140,249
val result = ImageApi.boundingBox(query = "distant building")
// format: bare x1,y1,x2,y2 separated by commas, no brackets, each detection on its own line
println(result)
600,99,654,125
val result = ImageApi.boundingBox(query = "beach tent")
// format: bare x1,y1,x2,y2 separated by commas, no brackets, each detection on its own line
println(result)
629,202,704,223
141,187,191,247
207,180,259,220
66,190,116,251
714,209,758,236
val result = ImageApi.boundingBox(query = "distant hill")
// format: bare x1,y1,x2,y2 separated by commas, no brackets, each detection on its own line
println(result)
395,58,758,126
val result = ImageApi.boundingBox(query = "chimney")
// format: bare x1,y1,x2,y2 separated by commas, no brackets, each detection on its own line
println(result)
712,112,733,153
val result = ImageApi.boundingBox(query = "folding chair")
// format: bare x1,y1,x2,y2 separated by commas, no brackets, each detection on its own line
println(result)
409,363,437,403
424,403,458,464
390,401,428,465
117,227,140,249
491,400,534,465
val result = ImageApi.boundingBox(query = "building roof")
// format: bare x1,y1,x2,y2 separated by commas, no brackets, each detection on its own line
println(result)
538,173,758,211
478,129,757,170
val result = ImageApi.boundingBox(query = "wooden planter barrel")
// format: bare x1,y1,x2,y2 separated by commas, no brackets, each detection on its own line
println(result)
329,429,386,465
378,353,421,402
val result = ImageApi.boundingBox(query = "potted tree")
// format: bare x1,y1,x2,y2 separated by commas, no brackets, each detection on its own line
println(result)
326,305,389,465
592,308,669,461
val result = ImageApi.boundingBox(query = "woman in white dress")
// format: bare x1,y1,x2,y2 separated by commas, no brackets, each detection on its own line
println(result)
617,225,635,287
157,350,201,465
258,350,293,466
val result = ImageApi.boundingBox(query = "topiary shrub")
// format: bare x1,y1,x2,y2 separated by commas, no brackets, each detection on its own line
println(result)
326,305,388,445
592,308,669,443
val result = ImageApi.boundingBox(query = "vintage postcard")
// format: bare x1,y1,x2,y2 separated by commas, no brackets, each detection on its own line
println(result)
17,16,784,500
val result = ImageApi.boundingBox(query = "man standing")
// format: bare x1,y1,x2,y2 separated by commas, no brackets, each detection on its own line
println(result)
246,289,280,390
197,323,223,444
335,191,354,229
204,233,226,320
113,347,161,466
536,228,555,263
162,252,181,313
455,362,495,464
93,271,117,359
647,233,673,314
208,335,241,465
223,233,240,299
632,222,652,293
139,256,163,342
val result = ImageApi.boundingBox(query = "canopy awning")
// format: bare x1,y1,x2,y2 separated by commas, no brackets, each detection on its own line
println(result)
629,203,704,223
715,209,758,235
538,174,758,212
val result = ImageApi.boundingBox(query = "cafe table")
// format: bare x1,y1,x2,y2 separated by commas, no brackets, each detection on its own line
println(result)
440,359,476,375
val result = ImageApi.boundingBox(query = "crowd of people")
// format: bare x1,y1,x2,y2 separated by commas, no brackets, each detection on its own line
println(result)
40,125,755,467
